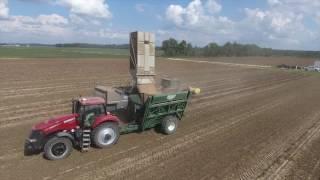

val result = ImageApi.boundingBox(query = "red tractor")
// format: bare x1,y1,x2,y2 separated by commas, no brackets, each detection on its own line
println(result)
24,96,121,160
24,87,197,160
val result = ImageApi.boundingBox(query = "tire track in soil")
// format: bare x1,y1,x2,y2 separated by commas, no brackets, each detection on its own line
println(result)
259,112,320,180
0,69,301,160
307,159,320,180
0,75,129,95
55,75,312,180
226,107,320,180
0,68,267,100
75,89,292,180
0,74,129,88
0,109,70,128
0,58,316,180
0,103,69,119
218,76,320,180
106,79,312,179
0,77,252,125
193,75,304,104
0,78,271,160
0,80,128,107
1,69,298,179
0,73,302,128
166,58,272,69
116,77,320,180
0,68,296,118
0,99,68,111
193,73,302,99
190,75,305,112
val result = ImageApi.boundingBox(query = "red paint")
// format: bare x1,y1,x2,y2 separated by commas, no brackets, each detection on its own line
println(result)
33,113,120,135
31,97,121,137
78,97,105,106
33,114,79,135
92,114,120,128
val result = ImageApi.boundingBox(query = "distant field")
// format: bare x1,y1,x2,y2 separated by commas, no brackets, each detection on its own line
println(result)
188,56,316,66
0,46,129,58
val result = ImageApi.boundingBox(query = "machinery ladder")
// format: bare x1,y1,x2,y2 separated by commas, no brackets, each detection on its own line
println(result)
81,128,91,152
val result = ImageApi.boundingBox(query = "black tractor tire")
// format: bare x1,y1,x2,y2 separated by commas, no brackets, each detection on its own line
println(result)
92,122,120,148
44,137,73,160
161,116,178,135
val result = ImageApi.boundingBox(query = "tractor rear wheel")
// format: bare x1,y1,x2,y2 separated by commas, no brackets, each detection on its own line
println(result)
44,137,73,160
92,123,119,148
161,116,178,135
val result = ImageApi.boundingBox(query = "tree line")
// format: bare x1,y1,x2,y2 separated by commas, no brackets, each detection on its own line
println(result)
161,38,320,58
56,43,129,49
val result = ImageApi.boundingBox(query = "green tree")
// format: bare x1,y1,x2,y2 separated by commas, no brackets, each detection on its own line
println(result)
222,42,234,56
204,43,220,56
162,38,179,56
186,43,194,56
178,40,187,55
161,38,320,58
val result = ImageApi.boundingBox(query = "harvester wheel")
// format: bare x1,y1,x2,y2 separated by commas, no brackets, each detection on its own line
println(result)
44,137,73,160
92,122,119,148
161,116,178,135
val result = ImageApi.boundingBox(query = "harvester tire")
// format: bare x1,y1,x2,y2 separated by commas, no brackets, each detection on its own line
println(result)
44,137,73,160
161,116,178,135
92,122,119,148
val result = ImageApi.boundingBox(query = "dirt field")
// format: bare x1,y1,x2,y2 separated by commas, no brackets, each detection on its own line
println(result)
189,56,315,66
1,57,320,180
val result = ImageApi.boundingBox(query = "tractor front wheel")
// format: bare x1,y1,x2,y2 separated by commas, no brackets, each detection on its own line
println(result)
92,123,120,148
161,116,178,135
44,137,73,160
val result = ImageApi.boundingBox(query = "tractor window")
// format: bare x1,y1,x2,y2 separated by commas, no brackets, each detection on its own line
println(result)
85,104,105,115
73,101,83,114
74,102,84,114
82,104,106,127
78,105,85,114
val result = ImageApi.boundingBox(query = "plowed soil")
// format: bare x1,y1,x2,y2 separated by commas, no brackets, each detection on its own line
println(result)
190,56,315,66
1,57,320,180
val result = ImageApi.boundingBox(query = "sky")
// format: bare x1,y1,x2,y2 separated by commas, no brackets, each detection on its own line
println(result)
0,0,319,50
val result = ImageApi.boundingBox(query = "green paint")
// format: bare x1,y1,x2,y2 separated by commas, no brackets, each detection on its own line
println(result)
120,91,191,134
0,47,129,58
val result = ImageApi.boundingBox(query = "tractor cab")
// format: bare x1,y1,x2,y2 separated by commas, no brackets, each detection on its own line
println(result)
70,96,121,153
72,97,107,127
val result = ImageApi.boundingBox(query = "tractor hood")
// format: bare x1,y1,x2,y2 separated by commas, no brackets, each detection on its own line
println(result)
33,114,79,134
